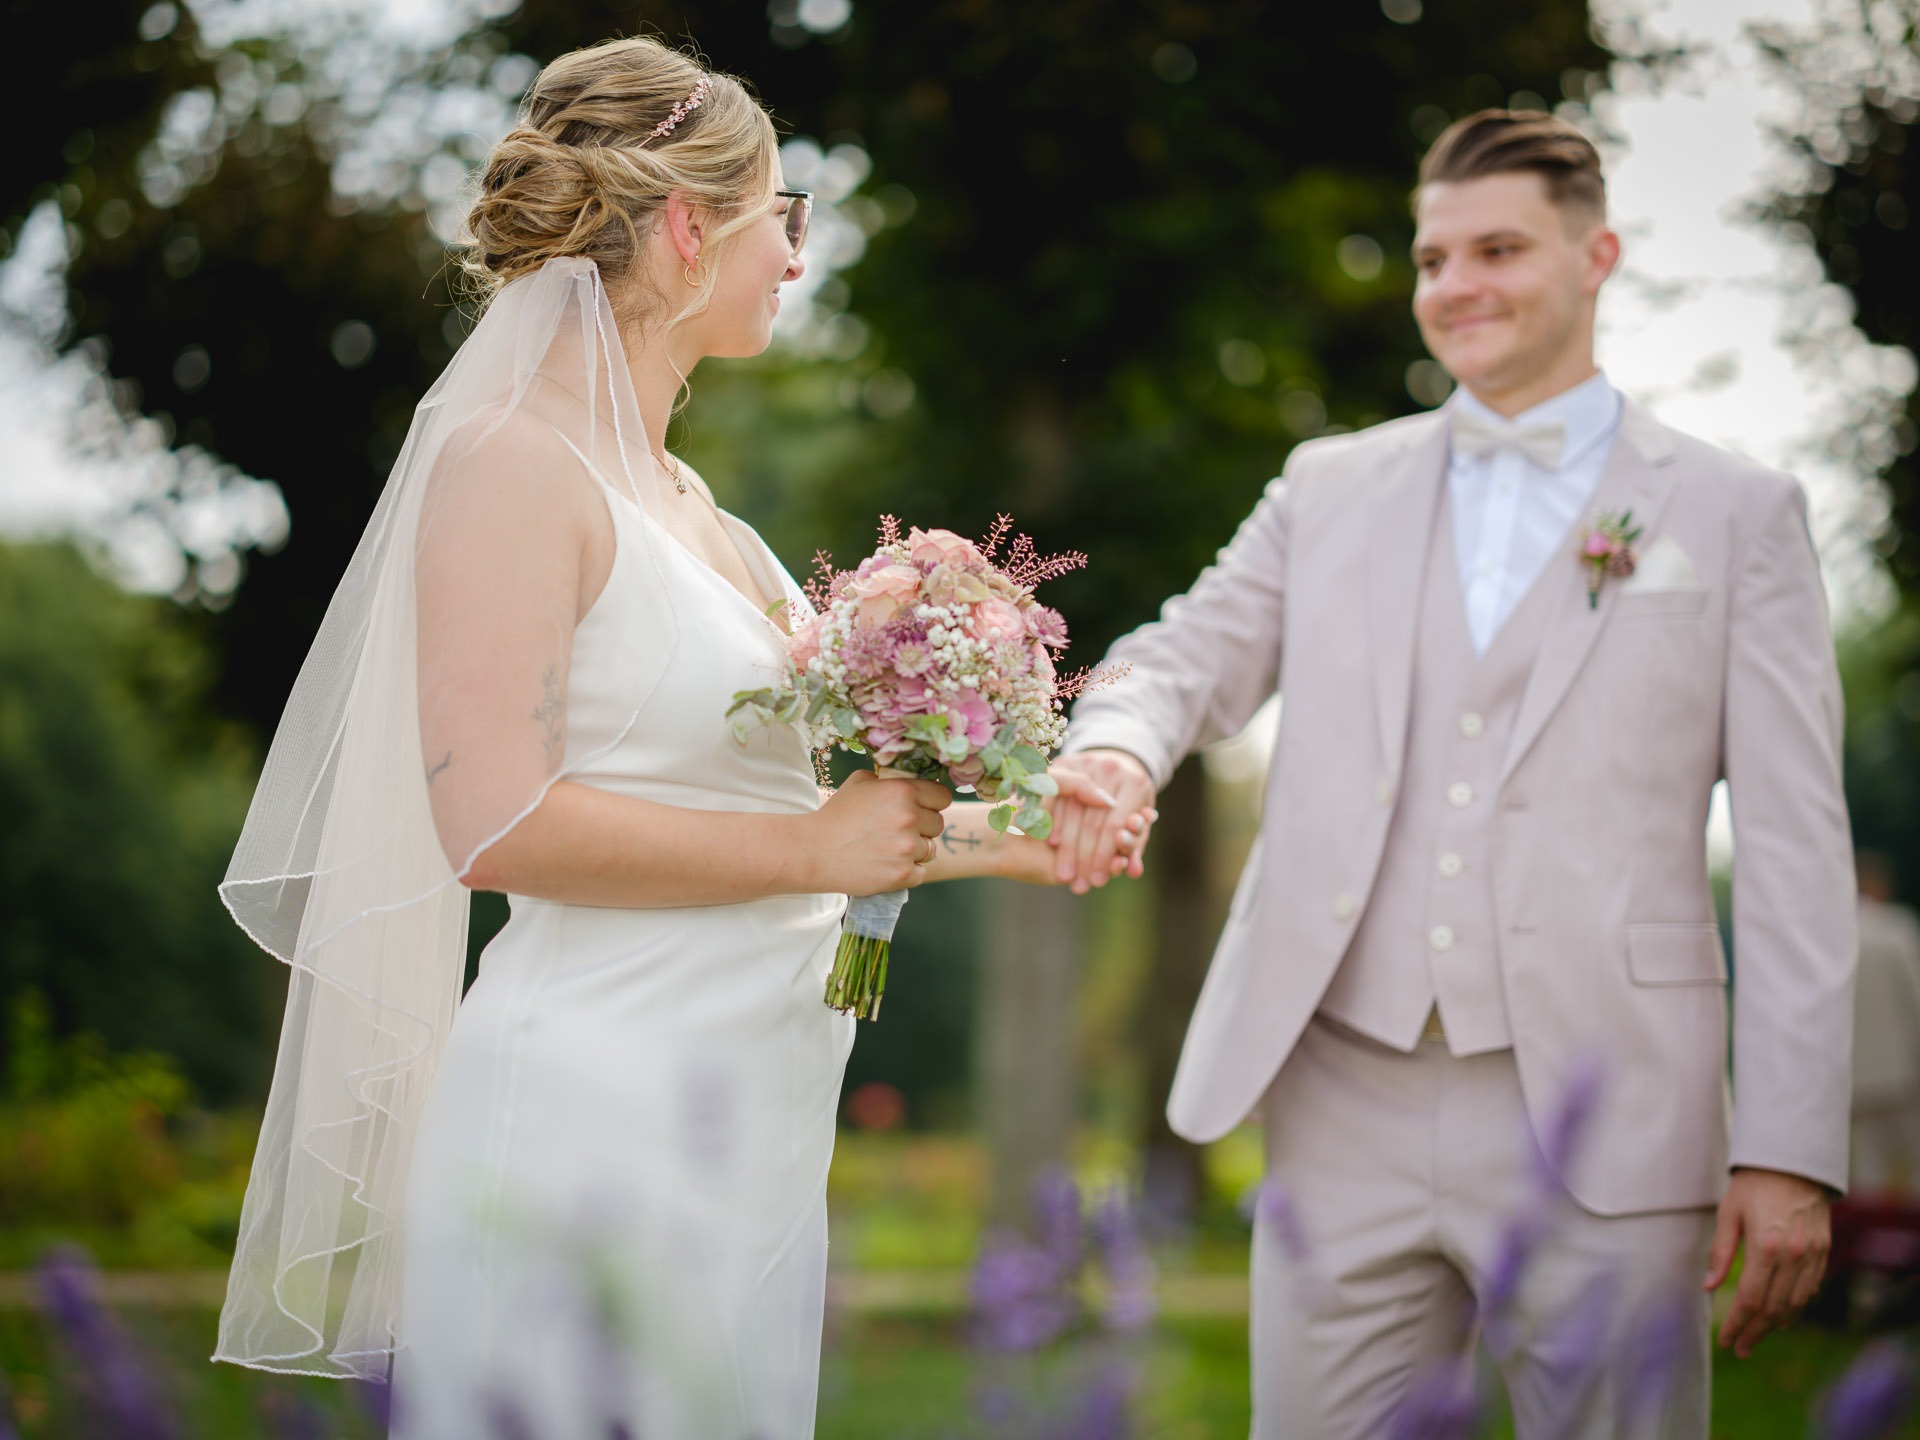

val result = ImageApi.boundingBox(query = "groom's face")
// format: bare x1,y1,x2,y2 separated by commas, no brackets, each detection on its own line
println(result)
1411,171,1616,405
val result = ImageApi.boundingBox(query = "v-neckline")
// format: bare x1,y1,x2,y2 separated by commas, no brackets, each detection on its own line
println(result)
635,500,791,637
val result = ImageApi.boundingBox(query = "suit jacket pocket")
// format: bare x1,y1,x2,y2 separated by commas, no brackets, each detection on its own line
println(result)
1627,922,1728,986
1614,586,1708,620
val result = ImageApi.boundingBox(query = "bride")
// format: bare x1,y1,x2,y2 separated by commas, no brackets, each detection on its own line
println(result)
212,36,1137,1438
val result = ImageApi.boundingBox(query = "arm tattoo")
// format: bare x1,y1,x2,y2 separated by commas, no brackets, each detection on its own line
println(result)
425,750,453,787
532,664,566,765
939,830,984,853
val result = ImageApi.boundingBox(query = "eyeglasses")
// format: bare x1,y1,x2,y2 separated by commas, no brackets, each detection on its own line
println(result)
775,190,812,255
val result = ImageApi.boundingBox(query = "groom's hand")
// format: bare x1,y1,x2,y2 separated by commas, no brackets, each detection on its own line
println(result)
1704,1167,1832,1358
1049,750,1157,893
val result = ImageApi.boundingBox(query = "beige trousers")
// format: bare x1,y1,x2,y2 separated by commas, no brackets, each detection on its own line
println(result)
1252,1017,1714,1439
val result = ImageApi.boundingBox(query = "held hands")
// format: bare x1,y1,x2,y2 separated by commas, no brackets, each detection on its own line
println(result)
809,770,953,896
1047,749,1160,894
1704,1167,1832,1358
991,766,1152,885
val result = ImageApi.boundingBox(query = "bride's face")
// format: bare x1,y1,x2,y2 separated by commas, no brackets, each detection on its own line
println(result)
693,183,807,359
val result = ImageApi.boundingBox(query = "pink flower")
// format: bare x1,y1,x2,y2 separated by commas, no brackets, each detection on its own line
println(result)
1023,604,1068,648
891,638,934,677
789,613,823,668
941,688,1000,749
847,563,923,626
970,598,1028,645
1583,532,1614,559
908,526,984,569
925,562,992,609
948,755,987,789
1032,642,1057,684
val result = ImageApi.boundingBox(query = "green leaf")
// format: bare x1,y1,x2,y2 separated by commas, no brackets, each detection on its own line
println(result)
988,803,1014,834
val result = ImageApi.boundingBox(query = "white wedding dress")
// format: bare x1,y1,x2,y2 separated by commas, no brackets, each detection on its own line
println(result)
392,489,854,1439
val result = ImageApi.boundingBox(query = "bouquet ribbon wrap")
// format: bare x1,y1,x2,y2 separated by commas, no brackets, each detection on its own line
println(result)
825,765,914,1020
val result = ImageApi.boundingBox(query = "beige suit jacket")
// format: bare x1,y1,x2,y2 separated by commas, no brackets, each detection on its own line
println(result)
1066,400,1857,1214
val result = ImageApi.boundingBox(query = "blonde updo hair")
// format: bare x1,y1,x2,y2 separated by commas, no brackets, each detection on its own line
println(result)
461,37,780,330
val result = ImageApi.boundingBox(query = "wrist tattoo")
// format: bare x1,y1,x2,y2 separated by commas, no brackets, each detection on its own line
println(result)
425,750,453,787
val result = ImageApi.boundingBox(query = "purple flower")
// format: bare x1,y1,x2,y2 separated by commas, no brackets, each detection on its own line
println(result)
1089,1191,1157,1334
1387,1361,1483,1440
35,1246,177,1440
1033,1168,1083,1276
970,1237,1074,1352
1531,1060,1604,1189
1255,1180,1311,1267
260,1392,329,1440
1624,1291,1695,1424
1479,1213,1545,1350
1056,1361,1133,1440
485,1390,539,1440
1816,1341,1914,1440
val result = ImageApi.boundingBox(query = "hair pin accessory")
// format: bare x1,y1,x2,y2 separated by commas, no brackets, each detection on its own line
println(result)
643,75,713,145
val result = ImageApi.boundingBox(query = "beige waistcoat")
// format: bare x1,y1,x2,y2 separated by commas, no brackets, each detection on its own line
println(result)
1319,499,1557,1054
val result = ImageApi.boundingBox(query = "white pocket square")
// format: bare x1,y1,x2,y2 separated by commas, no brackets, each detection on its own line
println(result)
1622,534,1700,592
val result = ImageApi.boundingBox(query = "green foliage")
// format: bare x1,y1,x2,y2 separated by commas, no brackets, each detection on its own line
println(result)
0,989,251,1270
0,541,275,1101
1839,601,1920,900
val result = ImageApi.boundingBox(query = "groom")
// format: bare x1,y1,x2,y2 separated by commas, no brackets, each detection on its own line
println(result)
1052,111,1856,1436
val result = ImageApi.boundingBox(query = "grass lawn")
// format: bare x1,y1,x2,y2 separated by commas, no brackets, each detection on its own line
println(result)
2,1295,1914,1438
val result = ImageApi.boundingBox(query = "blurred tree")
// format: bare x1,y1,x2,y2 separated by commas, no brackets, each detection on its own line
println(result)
0,542,274,1099
1761,2,1920,598
1760,4,1920,900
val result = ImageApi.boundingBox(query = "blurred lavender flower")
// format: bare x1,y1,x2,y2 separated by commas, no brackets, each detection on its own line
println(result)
1055,1361,1132,1440
485,1389,540,1440
35,1245,177,1440
1479,1214,1545,1350
971,1236,1076,1352
260,1391,329,1440
1815,1340,1914,1440
1623,1291,1694,1426
1089,1190,1157,1334
1531,1060,1604,1190
1034,1168,1084,1275
1387,1361,1483,1440
355,1379,395,1432
1256,1180,1311,1267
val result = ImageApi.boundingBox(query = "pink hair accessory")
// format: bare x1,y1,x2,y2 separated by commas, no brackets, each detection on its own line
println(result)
643,75,713,145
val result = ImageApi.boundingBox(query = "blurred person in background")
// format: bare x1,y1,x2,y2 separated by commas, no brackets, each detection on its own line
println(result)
209,36,1127,1440
1850,850,1920,1196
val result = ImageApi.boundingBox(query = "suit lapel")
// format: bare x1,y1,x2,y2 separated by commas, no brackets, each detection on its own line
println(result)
1366,415,1450,782
1498,400,1681,785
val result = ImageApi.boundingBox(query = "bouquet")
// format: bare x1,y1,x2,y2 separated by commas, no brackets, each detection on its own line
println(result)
729,515,1108,1020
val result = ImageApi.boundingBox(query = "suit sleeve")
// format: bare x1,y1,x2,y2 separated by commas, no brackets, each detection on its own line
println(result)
1061,466,1293,791
1722,473,1857,1192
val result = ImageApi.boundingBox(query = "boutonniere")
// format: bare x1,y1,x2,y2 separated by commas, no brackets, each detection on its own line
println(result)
1577,509,1643,610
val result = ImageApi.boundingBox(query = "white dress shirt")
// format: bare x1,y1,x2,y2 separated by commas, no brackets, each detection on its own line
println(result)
1447,372,1622,654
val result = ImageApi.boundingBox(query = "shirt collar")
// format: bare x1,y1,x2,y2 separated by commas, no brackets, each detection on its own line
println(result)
1450,371,1621,472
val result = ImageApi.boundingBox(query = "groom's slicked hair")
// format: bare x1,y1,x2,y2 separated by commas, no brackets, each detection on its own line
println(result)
1416,110,1606,227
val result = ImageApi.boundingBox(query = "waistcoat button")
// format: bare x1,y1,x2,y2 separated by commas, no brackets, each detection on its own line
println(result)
1332,893,1357,921
1437,852,1464,879
1447,781,1474,808
1429,924,1456,952
1459,711,1485,738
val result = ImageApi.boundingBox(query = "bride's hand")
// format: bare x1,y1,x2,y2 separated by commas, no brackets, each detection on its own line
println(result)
806,770,953,896
997,771,1152,885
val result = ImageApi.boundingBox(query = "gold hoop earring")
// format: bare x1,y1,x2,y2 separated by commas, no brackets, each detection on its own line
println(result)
684,260,702,287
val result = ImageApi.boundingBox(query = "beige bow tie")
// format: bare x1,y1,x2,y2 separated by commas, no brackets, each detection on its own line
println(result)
1451,411,1566,470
